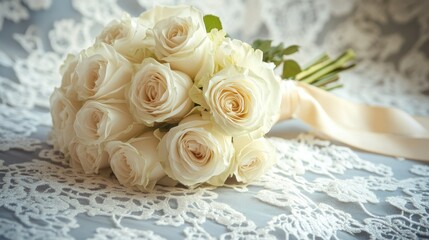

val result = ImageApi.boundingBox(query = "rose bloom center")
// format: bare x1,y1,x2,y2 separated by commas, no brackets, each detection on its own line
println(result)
84,58,107,95
118,153,133,176
140,72,167,106
182,133,211,166
166,23,188,47
240,157,259,172
89,110,103,137
104,25,125,44
219,87,248,120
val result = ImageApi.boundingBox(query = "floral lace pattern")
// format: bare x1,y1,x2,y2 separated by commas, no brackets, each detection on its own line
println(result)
0,0,428,239
1,134,428,239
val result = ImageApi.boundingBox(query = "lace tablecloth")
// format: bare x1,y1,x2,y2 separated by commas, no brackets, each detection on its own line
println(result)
1,1,428,239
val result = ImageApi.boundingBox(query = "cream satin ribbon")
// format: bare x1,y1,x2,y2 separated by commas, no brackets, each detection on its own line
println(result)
277,80,429,162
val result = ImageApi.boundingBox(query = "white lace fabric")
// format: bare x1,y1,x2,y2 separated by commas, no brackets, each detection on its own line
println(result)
0,0,428,239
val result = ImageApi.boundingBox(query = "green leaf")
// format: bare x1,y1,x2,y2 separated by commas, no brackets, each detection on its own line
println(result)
203,15,222,33
272,55,283,62
268,43,284,56
282,60,301,79
252,39,272,53
272,60,283,67
283,45,299,55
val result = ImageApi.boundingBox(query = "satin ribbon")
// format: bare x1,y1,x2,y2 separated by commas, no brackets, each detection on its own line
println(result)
277,80,429,162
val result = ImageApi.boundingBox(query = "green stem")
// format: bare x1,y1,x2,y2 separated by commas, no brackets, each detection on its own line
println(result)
322,83,343,91
302,53,329,71
312,72,339,87
301,49,356,84
295,56,332,80
312,63,356,87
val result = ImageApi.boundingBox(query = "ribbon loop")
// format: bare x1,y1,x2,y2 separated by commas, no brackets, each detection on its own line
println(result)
278,80,300,120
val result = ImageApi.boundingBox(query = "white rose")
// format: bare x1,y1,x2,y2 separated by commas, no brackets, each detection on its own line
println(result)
50,88,81,155
215,37,264,71
143,5,214,79
59,54,77,88
74,100,145,144
59,54,80,102
232,136,276,183
96,15,153,63
203,66,281,137
68,137,109,174
74,43,133,101
68,138,83,170
158,114,234,187
105,131,166,190
128,58,194,126
139,5,204,28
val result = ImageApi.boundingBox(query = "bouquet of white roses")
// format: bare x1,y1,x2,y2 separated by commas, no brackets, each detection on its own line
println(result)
53,4,428,191
50,5,283,190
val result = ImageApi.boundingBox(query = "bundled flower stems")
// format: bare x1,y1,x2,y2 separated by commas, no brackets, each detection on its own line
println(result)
51,5,429,191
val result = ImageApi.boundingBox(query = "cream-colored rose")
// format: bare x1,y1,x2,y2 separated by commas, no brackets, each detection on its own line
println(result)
105,131,166,190
232,136,276,183
139,5,204,28
128,58,193,126
59,54,77,87
68,137,109,174
74,43,133,101
202,66,281,137
58,54,80,102
50,88,81,155
143,6,214,79
68,138,83,170
74,100,145,144
214,37,264,71
96,15,153,63
158,114,234,187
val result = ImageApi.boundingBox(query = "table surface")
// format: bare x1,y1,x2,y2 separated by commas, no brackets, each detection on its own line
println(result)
1,1,428,239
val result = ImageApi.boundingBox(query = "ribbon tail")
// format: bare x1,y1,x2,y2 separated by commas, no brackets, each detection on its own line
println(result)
278,81,429,162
